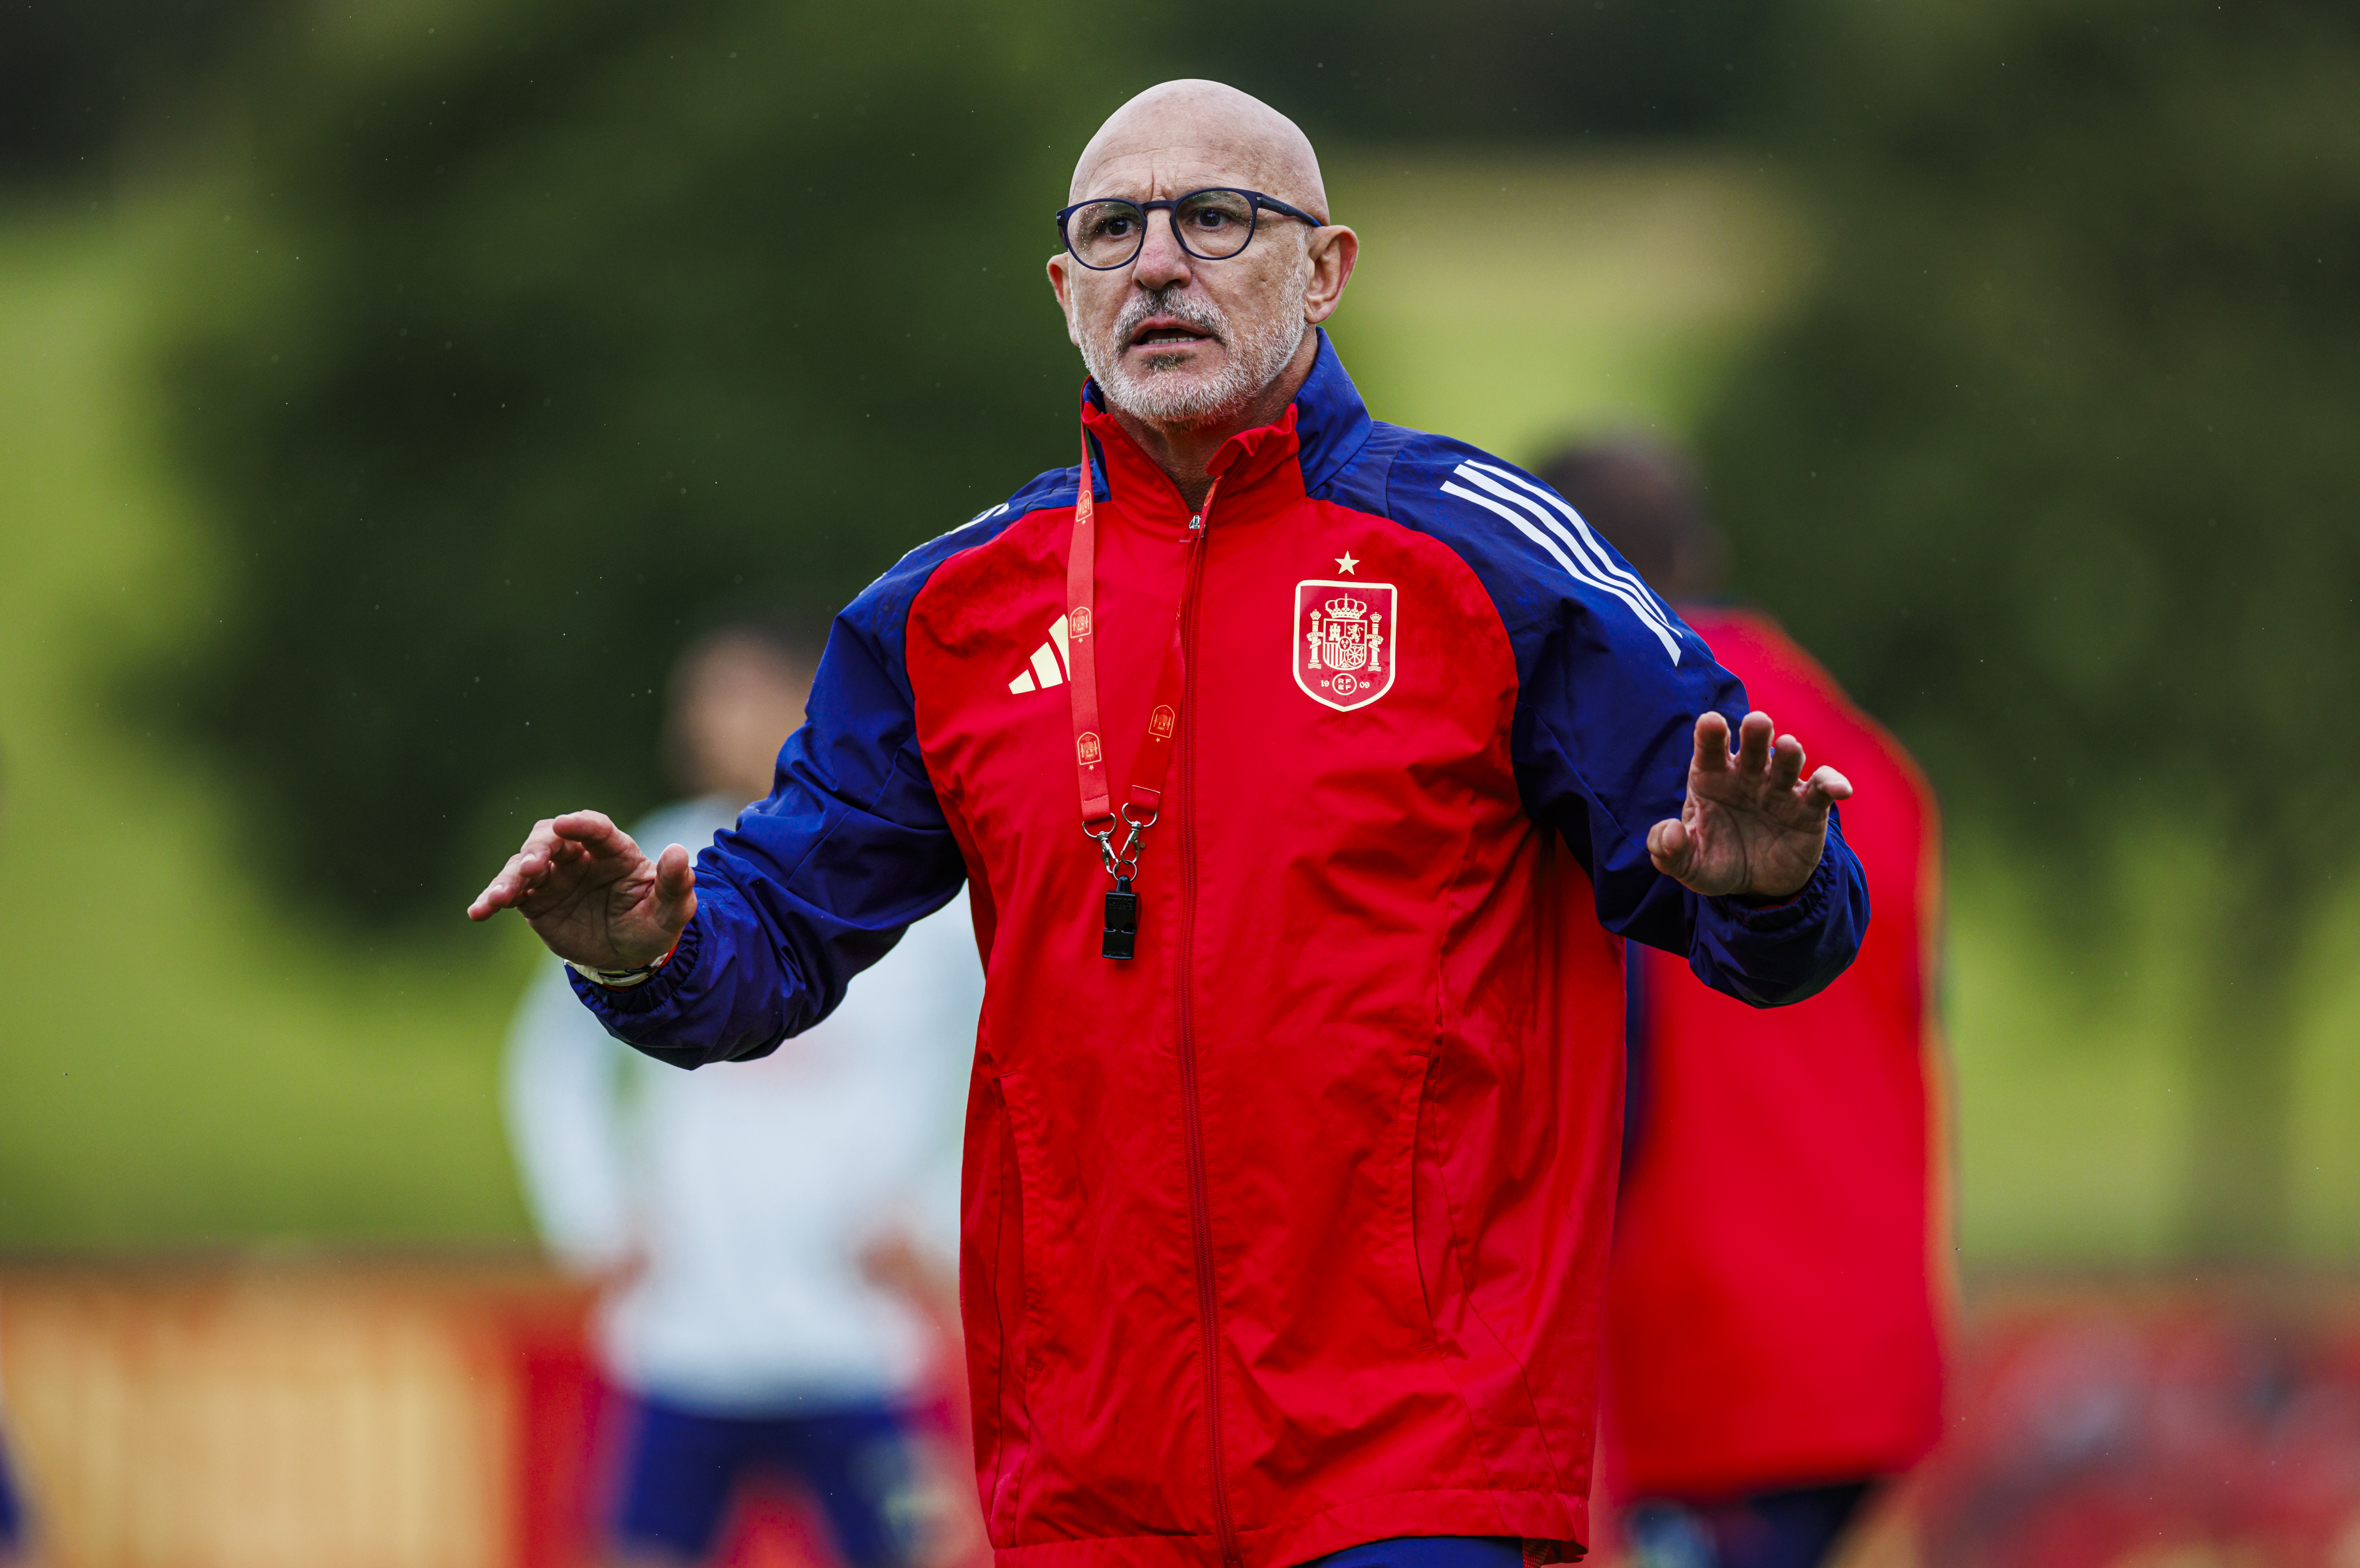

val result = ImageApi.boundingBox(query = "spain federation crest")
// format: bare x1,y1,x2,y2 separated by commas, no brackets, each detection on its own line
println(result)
1293,579,1399,712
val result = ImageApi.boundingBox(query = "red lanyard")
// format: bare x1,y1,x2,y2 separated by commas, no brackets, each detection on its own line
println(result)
1065,428,1207,957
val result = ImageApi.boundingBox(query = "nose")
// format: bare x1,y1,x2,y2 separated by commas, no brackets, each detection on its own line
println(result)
1129,206,1194,291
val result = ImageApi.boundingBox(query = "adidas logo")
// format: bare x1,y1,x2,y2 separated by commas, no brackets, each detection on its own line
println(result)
1007,615,1072,695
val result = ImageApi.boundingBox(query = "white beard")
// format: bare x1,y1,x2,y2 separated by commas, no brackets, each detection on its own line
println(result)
1080,275,1310,427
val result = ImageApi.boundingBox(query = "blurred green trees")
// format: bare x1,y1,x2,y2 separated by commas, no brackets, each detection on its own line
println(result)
1704,0,2360,1254
0,0,275,186
1155,0,1778,143
165,0,1090,924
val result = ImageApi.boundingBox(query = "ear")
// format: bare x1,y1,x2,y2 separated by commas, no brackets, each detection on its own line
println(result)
1302,225,1359,326
1046,253,1082,347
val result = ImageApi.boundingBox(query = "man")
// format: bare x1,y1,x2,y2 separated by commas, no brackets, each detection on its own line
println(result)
472,81,1869,1568
1537,442,1946,1568
503,620,982,1568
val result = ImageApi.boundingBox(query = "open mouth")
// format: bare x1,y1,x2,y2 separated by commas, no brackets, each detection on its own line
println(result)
1128,317,1217,352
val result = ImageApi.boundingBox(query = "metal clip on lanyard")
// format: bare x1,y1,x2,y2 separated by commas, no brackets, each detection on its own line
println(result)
1066,429,1204,959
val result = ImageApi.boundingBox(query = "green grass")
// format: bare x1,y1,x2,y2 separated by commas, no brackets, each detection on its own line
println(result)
2,154,2355,1259
1941,842,2204,1262
1941,840,2360,1264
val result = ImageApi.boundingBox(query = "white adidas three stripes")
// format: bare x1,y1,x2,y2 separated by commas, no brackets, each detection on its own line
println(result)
1008,614,1073,694
1437,461,1684,663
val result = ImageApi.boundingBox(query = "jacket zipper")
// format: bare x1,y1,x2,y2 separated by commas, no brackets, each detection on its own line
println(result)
1175,498,1242,1568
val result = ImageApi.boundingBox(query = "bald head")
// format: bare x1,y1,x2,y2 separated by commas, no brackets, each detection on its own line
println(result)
1071,80,1327,223
1048,80,1356,481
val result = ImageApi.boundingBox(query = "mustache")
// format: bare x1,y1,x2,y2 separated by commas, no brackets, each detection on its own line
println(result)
1114,286,1229,348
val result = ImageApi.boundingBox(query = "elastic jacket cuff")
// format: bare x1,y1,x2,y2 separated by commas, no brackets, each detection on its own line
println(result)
568,915,705,1017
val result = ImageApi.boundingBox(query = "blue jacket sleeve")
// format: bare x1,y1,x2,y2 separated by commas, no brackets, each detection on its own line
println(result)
573,540,985,1066
1348,433,1869,1006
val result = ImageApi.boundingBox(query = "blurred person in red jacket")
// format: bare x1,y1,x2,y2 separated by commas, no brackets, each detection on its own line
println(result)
1536,441,1950,1568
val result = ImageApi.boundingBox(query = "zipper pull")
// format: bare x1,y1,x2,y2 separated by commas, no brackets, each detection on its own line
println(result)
1188,475,1221,539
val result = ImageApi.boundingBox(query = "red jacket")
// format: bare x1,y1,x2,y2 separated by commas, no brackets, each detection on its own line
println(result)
1604,608,1947,1502
584,339,1868,1568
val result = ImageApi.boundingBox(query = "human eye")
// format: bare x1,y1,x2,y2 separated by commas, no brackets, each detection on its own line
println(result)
1184,193,1250,232
1082,204,1136,243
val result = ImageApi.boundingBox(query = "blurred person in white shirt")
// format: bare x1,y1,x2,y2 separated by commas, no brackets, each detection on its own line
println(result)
504,618,983,1568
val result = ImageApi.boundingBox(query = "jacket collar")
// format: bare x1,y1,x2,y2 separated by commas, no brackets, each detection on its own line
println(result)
1077,328,1374,519
1290,329,1375,496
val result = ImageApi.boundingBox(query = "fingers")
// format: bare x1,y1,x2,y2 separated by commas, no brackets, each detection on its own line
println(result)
651,843,699,937
551,809,633,852
1702,710,1831,802
1647,816,1692,878
469,816,568,919
1734,711,1775,774
1695,711,1778,776
550,810,643,875
1802,765,1855,809
466,851,528,920
466,810,640,921
1691,711,1733,774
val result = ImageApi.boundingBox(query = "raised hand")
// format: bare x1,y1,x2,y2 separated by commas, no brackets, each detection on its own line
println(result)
1647,711,1853,901
465,809,697,969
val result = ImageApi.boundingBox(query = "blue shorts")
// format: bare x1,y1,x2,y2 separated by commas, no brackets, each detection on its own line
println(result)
1622,1481,1873,1568
0,1426,25,1551
1298,1538,1525,1568
610,1395,921,1567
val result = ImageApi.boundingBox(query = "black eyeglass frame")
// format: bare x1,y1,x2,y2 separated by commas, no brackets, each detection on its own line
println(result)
1053,187,1327,272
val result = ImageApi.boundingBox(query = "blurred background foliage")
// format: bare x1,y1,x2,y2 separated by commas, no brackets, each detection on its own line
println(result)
0,0,259,187
0,0,2356,1259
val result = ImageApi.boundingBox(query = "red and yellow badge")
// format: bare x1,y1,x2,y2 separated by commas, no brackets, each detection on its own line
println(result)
1293,579,1398,712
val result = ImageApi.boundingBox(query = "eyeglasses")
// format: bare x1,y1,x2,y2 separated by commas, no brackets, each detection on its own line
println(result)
1054,187,1325,272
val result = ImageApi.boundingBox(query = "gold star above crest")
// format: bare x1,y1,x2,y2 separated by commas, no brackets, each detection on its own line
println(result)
1334,550,1360,575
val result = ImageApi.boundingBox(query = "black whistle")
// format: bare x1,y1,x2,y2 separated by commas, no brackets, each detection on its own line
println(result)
1102,877,1139,960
